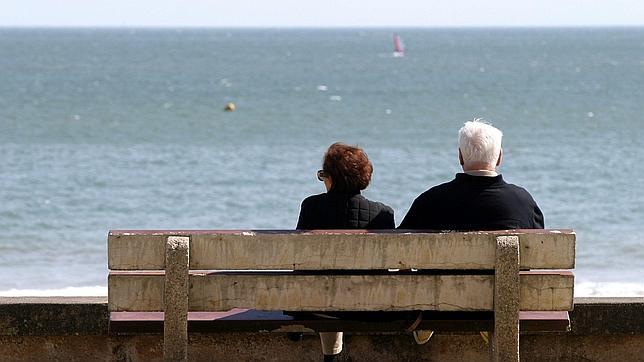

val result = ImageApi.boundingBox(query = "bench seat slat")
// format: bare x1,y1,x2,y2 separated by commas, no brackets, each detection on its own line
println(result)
108,310,570,334
108,271,573,312
108,230,575,271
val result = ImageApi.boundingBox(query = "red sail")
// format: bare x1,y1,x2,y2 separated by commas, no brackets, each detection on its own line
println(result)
393,34,404,53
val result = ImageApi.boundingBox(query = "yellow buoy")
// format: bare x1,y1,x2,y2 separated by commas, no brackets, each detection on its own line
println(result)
224,102,236,112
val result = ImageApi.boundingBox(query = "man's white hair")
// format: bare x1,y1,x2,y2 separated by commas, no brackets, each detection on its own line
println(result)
458,118,503,166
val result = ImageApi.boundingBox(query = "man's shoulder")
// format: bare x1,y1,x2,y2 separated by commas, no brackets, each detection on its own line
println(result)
502,182,530,192
499,181,538,202
416,178,459,200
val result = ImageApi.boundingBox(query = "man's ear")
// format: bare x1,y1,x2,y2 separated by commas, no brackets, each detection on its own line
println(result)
496,148,503,167
459,149,464,166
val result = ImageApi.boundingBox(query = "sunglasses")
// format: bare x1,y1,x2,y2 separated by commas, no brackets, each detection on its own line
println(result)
317,169,327,181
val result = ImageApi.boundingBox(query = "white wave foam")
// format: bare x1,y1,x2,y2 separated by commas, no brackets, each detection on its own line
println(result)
0,286,107,297
575,282,644,297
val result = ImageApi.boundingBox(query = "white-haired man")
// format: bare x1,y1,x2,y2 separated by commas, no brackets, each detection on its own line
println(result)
400,119,543,345
399,119,544,230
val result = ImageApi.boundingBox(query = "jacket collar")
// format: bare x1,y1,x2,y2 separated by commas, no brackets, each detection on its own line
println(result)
464,169,498,177
327,190,361,197
455,172,505,185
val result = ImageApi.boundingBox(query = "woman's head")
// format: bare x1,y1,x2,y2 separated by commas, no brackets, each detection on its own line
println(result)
320,142,373,193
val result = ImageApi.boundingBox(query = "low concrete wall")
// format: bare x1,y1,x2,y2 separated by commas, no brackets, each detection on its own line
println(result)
1,297,643,361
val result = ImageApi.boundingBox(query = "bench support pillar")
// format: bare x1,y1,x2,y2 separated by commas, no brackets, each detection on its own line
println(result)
491,235,520,362
164,236,190,362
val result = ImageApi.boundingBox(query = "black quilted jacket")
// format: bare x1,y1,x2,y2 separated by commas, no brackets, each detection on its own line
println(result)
296,192,394,230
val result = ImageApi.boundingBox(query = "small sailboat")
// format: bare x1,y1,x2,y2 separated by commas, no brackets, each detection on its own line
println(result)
393,33,405,57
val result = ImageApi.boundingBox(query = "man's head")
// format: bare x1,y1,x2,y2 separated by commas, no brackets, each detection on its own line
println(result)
458,119,503,171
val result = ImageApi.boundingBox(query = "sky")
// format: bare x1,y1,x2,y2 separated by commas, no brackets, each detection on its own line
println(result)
2,0,644,27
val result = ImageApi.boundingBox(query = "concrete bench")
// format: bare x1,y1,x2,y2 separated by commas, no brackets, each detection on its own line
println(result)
108,229,575,361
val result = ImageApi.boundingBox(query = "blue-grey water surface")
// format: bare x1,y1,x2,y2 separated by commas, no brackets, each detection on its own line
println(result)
0,28,643,294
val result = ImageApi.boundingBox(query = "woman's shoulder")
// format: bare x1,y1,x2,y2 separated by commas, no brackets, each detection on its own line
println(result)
355,196,395,229
372,200,395,215
353,194,394,214
300,192,329,206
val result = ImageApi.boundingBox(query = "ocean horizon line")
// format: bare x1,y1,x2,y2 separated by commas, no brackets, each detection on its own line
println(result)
1,25,643,31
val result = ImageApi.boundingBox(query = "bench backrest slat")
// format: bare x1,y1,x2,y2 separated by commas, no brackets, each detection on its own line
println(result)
108,230,575,271
108,271,574,312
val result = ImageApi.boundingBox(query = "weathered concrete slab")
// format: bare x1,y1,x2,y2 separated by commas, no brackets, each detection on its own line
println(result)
1,331,644,362
108,271,573,312
108,230,575,270
520,272,575,311
571,297,644,335
0,297,108,336
109,234,166,270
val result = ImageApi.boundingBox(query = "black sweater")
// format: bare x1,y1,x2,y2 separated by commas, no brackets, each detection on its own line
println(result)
296,192,394,230
399,173,544,230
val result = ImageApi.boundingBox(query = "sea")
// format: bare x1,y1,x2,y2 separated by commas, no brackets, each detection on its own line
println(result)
0,28,643,297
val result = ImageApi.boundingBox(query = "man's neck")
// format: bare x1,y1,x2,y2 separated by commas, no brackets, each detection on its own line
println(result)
463,169,498,177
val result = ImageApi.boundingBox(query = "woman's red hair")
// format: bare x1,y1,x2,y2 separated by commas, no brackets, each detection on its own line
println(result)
322,142,373,193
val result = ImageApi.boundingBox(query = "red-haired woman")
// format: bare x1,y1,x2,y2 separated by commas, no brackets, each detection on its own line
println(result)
296,142,394,361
